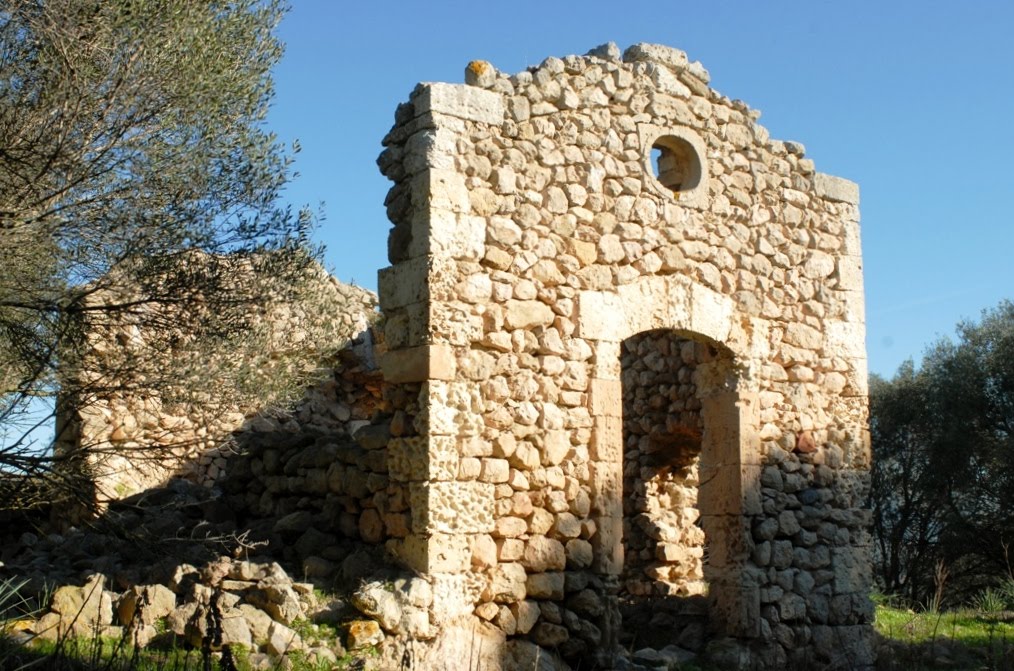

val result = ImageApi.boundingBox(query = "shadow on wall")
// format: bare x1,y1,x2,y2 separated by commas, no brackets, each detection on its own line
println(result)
0,319,429,666
619,330,712,653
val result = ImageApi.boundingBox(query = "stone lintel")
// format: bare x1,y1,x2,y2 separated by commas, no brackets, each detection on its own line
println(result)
814,173,860,204
413,82,504,126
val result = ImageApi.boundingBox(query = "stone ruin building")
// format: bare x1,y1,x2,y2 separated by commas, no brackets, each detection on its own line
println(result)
55,42,873,669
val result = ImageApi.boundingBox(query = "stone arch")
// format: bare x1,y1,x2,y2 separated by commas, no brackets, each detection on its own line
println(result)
579,275,763,648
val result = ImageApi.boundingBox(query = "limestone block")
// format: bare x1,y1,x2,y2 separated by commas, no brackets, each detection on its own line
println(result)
380,344,456,384
504,300,555,329
701,515,750,569
810,624,875,666
842,218,863,256
479,457,510,484
352,583,403,632
825,320,866,359
688,281,734,345
813,173,859,204
553,512,582,539
486,563,528,603
576,291,626,341
589,378,621,417
379,257,430,309
430,574,482,623
495,516,529,538
410,481,494,534
528,507,554,536
835,255,864,292
410,168,471,215
403,127,458,174
592,340,621,380
511,600,541,635
268,621,305,655
117,584,176,627
591,516,623,575
413,82,505,125
542,430,570,466
565,539,594,568
488,216,522,246
589,460,622,516
392,534,471,573
420,380,484,436
521,536,566,572
589,416,622,463
388,436,459,483
784,323,823,351
498,538,525,562
408,209,485,260
525,572,565,599
803,251,835,279
623,43,689,71
831,547,871,595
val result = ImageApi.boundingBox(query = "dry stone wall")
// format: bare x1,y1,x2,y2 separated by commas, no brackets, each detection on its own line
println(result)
376,41,873,669
61,269,379,504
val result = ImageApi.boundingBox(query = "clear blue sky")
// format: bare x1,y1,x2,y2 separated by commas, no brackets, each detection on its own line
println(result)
266,0,1014,379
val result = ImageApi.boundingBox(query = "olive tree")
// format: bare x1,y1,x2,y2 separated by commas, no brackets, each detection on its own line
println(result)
0,0,340,514
870,300,1014,605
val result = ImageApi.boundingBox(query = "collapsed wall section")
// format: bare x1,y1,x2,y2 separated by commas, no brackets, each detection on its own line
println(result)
376,41,872,668
59,264,379,503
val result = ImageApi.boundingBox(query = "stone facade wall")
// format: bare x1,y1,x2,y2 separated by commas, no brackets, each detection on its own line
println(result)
375,41,872,668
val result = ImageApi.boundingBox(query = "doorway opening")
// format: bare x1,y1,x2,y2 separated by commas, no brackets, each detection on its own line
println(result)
617,329,736,652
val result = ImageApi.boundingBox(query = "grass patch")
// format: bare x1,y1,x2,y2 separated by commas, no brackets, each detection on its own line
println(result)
876,603,1014,670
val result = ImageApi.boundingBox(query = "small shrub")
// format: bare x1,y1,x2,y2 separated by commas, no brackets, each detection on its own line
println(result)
1000,578,1014,609
975,587,1007,614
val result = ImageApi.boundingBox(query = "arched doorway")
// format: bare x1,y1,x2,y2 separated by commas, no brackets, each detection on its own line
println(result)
616,329,740,652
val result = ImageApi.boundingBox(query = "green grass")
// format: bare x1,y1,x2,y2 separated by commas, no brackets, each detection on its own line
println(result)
2,634,209,671
0,633,359,671
875,603,1014,670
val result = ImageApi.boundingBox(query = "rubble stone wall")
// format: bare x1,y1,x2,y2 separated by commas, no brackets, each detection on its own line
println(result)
63,272,379,503
376,41,873,668
620,331,707,600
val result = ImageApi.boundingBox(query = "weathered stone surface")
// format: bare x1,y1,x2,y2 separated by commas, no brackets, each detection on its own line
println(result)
346,619,384,650
352,582,403,633
483,562,526,604
522,536,566,572
526,572,565,599
117,584,177,627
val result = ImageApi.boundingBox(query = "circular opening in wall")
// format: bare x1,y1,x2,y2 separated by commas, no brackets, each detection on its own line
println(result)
650,135,702,197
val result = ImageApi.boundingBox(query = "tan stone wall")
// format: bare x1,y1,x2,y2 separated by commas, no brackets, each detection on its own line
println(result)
377,41,872,668
63,267,379,503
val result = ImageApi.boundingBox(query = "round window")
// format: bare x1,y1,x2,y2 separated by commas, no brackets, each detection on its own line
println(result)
650,135,702,197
